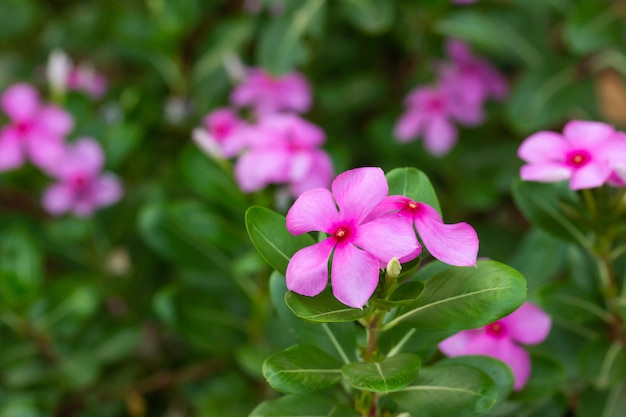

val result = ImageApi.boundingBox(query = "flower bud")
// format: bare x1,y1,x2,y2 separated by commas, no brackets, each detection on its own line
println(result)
386,257,402,281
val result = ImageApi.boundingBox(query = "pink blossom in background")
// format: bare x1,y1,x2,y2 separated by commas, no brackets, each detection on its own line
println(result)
605,131,626,186
234,113,333,196
518,120,619,190
42,138,122,217
285,167,420,308
439,39,508,105
439,302,551,390
369,196,479,266
192,107,248,159
394,85,483,155
67,64,107,99
230,67,312,116
0,83,73,171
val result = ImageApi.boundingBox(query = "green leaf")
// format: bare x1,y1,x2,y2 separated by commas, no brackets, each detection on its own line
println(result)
374,281,424,308
341,353,420,393
438,356,514,404
390,363,498,417
513,354,565,401
563,2,620,56
245,206,316,276
382,260,526,331
512,179,588,245
579,340,626,389
338,0,394,34
249,394,358,417
286,286,371,323
386,167,441,215
578,383,626,417
263,345,343,394
0,226,43,307
257,0,325,74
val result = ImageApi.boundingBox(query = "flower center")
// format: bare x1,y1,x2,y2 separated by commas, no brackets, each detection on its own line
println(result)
16,122,30,135
566,150,591,168
427,96,445,112
334,226,351,242
212,123,231,140
408,201,417,210
485,321,507,338
70,172,90,192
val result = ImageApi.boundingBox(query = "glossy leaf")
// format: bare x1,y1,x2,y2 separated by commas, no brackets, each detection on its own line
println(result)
245,206,316,276
341,353,420,393
374,281,424,308
263,344,343,394
382,260,526,331
285,286,371,323
386,167,441,215
339,0,394,34
390,363,499,417
249,394,358,417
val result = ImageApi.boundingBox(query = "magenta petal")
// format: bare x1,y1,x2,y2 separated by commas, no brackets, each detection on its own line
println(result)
37,106,74,137
331,243,380,308
563,120,615,148
394,110,425,142
364,195,412,222
423,117,457,156
71,138,105,174
234,149,288,192
438,329,481,356
354,214,420,264
25,132,65,171
502,302,551,345
1,83,40,122
93,174,123,207
286,239,334,297
331,167,388,223
0,127,25,171
289,150,334,197
412,203,478,266
518,131,568,163
286,187,339,235
520,163,571,183
42,183,74,215
569,161,612,190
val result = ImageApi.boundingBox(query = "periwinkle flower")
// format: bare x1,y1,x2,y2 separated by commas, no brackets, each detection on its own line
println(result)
42,138,122,217
0,83,73,171
439,302,552,390
285,167,420,308
518,120,619,190
192,107,247,159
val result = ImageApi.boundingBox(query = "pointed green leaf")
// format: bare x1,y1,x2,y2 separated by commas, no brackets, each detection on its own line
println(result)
383,260,526,331
249,394,358,417
341,353,420,393
245,206,315,276
339,0,394,34
374,281,424,308
390,364,499,417
386,167,441,215
263,345,343,394
439,356,514,404
286,286,371,323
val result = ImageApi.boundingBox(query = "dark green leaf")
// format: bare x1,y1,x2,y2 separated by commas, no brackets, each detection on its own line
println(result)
513,354,565,401
341,353,420,393
249,394,358,417
286,286,371,323
579,340,626,389
0,226,43,307
374,281,424,308
339,0,394,34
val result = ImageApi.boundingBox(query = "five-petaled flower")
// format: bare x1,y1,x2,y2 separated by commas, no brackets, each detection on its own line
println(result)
192,107,248,159
439,302,552,390
42,138,123,217
518,120,620,190
285,167,420,308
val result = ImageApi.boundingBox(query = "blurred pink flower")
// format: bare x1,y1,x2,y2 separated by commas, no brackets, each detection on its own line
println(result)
42,138,122,217
67,64,107,99
285,167,420,308
439,39,508,105
192,107,247,159
605,131,626,186
234,113,333,196
0,83,73,171
230,67,311,115
369,196,478,266
394,85,483,155
518,120,618,190
439,302,552,390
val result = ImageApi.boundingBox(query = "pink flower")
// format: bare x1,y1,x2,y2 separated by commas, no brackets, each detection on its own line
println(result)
369,196,479,266
42,138,122,217
0,83,73,171
605,132,626,186
234,113,333,196
438,39,508,105
439,302,551,390
285,167,420,308
67,64,107,99
518,120,619,190
394,85,482,155
192,108,247,159
230,67,311,115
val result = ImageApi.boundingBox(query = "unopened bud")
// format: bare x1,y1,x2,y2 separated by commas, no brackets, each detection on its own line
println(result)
386,257,402,281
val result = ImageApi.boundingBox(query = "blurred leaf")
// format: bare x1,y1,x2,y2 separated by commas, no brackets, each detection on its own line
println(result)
263,344,343,394
579,340,626,389
101,123,143,169
0,225,43,307
58,352,100,389
383,260,526,331
250,394,358,417
0,399,42,417
390,363,498,417
0,0,38,40
341,353,420,393
513,354,565,401
386,167,441,215
563,2,620,56
578,383,626,417
338,0,394,34
245,206,316,276
285,286,371,323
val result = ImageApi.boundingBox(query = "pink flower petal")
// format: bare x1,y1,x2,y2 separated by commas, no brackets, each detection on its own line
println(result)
42,183,74,215
331,167,388,224
569,160,612,190
289,150,334,197
331,242,380,308
563,120,615,149
71,138,105,174
92,173,123,207
1,83,40,122
423,117,457,156
412,203,478,266
438,329,481,356
286,238,335,297
24,132,65,171
520,163,571,183
0,127,25,171
354,214,420,264
394,110,425,142
502,302,551,345
37,105,74,137
234,149,289,192
518,131,568,163
286,187,339,235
